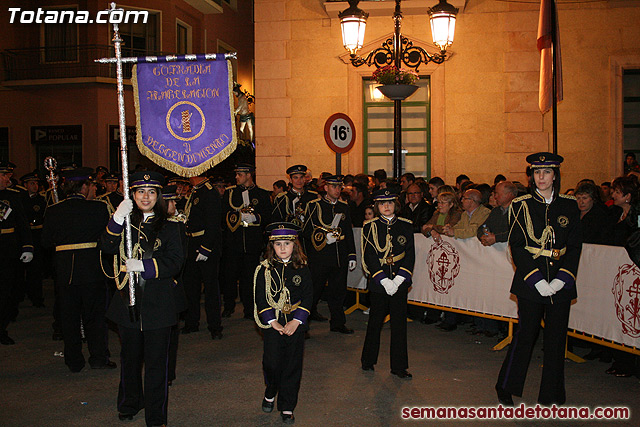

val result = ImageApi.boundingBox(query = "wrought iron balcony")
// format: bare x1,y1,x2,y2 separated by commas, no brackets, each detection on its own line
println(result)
1,45,168,82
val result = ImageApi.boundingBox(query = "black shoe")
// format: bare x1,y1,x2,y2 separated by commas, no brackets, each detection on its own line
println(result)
330,325,354,334
52,331,63,341
421,317,437,325
118,413,135,421
495,385,514,406
439,323,457,332
361,364,374,371
221,308,234,318
210,330,223,340
262,397,274,413
181,326,198,334
0,332,15,345
281,413,295,424
391,369,412,379
309,312,327,322
69,365,84,373
91,361,117,369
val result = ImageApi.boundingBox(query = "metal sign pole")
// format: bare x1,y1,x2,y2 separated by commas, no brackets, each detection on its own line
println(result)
109,2,137,321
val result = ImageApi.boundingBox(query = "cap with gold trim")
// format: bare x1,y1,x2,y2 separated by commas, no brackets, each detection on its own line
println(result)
372,188,398,202
286,165,307,176
0,160,16,174
234,163,256,173
266,222,300,241
130,171,165,190
526,152,563,168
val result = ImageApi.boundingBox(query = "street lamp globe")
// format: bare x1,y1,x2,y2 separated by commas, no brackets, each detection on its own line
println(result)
339,0,369,55
429,0,458,52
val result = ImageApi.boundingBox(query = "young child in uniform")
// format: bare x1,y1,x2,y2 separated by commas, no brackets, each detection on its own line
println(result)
254,222,313,425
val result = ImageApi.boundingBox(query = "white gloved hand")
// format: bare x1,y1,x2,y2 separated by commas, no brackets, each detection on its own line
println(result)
20,252,33,263
125,258,144,272
380,278,398,296
240,212,256,224
549,278,565,293
113,199,134,225
534,279,556,297
326,234,337,245
196,253,209,262
393,275,406,287
348,260,357,271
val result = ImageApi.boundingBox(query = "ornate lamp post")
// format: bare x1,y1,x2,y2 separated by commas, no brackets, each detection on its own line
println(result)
339,0,458,178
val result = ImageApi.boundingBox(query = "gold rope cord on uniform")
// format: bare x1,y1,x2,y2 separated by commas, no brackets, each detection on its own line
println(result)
253,259,292,329
183,191,194,221
99,223,146,290
360,221,392,276
508,200,554,259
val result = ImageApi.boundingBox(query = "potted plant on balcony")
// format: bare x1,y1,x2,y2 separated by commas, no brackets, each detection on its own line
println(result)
372,65,419,100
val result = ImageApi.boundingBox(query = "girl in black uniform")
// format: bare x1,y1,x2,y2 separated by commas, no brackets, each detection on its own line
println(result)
360,189,415,379
254,222,313,425
496,152,582,406
101,172,184,426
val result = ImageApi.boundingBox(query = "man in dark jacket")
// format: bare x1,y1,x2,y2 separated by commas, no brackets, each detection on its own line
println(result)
399,184,434,233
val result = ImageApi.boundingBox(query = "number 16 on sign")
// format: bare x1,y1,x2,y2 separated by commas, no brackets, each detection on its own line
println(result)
324,113,356,175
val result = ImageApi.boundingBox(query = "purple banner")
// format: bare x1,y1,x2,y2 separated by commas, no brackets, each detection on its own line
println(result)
132,59,237,177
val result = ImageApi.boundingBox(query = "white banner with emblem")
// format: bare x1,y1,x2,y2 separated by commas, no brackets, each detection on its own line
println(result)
347,230,640,348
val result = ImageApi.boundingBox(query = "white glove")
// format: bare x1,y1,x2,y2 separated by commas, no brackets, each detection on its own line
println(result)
534,279,556,297
348,260,357,271
380,278,398,296
393,275,406,287
326,233,337,245
125,258,144,272
240,212,256,224
113,199,134,225
196,253,209,262
549,278,565,293
20,252,33,263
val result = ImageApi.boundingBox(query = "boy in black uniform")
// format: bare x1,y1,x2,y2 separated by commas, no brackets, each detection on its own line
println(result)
41,167,114,371
182,174,224,339
272,165,317,228
0,161,33,345
302,175,356,332
20,172,46,307
221,163,272,318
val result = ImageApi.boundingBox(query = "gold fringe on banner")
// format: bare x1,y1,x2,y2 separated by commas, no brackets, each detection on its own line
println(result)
131,60,238,177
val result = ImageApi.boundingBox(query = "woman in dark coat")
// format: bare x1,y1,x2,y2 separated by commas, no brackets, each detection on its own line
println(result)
575,181,612,245
496,152,582,406
101,172,184,426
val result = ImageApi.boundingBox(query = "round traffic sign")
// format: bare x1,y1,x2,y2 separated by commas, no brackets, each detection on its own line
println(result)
324,113,356,154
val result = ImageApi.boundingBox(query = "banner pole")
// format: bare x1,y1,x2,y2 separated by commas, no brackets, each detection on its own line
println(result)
110,2,138,321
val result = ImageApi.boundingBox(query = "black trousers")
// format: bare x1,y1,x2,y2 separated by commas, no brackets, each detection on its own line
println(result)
361,287,408,371
263,327,305,412
308,260,347,328
496,298,571,405
183,252,222,333
221,250,260,316
22,234,44,304
0,253,19,333
168,324,180,382
59,282,109,369
118,325,172,426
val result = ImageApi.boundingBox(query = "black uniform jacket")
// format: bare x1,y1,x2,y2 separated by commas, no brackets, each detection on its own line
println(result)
399,199,435,233
361,216,415,294
42,194,108,285
254,259,313,331
302,197,356,266
96,190,124,215
0,187,33,255
184,179,222,258
222,184,272,253
272,189,318,226
508,192,582,304
101,216,184,330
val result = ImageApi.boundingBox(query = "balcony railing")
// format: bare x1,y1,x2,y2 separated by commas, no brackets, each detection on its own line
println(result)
1,45,169,82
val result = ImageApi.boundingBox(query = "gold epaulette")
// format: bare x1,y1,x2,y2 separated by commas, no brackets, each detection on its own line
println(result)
275,192,287,199
397,217,413,224
363,217,376,226
338,199,348,205
95,191,112,200
310,197,321,203
512,194,532,203
204,181,212,190
167,215,187,223
6,187,19,193
227,185,237,190
308,190,318,194
559,193,576,201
